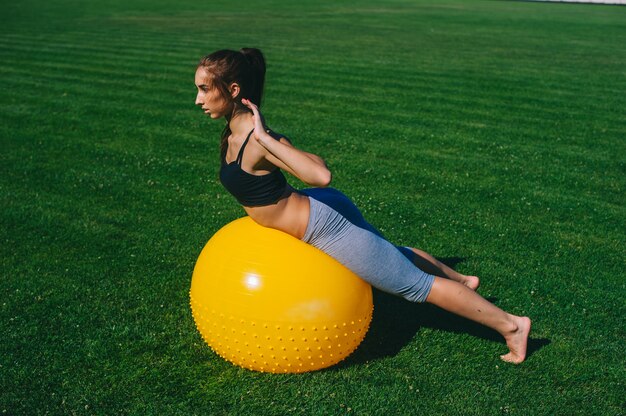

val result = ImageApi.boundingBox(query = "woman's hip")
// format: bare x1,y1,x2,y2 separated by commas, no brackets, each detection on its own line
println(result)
298,187,382,237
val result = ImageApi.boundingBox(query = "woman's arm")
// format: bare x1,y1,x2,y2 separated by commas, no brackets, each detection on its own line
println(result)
242,99,332,187
260,136,332,187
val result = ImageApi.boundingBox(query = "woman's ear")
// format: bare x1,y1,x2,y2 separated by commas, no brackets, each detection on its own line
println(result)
229,83,241,100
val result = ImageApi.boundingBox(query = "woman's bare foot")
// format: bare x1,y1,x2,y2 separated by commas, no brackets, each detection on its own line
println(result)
461,275,480,291
500,316,532,364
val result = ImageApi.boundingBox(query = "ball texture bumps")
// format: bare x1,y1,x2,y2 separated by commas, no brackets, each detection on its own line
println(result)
190,217,373,373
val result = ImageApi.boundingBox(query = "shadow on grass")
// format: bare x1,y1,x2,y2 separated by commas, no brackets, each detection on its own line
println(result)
341,258,551,367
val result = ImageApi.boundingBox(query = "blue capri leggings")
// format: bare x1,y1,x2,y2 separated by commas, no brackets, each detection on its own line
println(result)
299,188,435,303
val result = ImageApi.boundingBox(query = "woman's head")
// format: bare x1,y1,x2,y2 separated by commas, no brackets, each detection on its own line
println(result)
195,48,266,120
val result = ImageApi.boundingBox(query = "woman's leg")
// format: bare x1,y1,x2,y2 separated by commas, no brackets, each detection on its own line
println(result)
407,247,480,291
307,192,480,290
304,190,480,290
426,277,532,363
300,189,478,289
302,192,531,363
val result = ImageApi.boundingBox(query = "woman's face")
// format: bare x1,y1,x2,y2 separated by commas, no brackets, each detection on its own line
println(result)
194,67,232,119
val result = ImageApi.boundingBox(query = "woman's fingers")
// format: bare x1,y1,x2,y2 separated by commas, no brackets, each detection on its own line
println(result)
241,98,258,114
241,98,267,138
242,98,262,121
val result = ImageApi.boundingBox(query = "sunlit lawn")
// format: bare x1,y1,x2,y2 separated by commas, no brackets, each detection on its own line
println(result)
1,0,624,414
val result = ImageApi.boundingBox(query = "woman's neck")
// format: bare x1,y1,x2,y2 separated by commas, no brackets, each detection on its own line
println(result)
228,110,254,137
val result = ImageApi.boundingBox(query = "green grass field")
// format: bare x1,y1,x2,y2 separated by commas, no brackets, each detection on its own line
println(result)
1,0,624,414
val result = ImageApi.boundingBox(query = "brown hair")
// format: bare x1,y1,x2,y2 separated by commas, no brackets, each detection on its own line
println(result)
197,48,266,159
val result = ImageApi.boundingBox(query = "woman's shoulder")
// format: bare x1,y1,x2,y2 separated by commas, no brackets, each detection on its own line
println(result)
267,129,292,144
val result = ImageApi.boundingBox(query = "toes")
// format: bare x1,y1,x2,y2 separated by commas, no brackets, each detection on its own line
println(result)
500,353,523,364
464,276,480,291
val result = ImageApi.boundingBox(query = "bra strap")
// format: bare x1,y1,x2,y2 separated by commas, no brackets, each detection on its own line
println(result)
235,128,255,165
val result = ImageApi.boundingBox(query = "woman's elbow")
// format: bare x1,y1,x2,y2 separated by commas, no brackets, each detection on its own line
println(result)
305,168,331,187
316,168,332,187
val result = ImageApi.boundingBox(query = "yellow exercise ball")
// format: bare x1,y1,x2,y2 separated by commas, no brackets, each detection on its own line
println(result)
190,216,373,373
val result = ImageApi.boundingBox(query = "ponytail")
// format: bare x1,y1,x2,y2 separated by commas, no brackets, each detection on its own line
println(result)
239,48,266,107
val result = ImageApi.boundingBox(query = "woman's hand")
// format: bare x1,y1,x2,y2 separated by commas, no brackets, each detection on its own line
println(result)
241,98,271,144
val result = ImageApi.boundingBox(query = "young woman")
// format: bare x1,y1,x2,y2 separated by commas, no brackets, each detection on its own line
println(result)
194,48,531,364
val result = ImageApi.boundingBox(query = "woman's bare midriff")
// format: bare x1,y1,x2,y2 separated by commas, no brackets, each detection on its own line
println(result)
242,186,310,239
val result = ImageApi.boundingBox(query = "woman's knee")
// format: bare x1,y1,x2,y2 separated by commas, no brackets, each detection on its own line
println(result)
396,246,416,262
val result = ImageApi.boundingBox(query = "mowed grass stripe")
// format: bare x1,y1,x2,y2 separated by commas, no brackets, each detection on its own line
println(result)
0,31,311,59
2,30,614,103
0,33,202,59
0,64,185,96
0,54,613,120
0,33,204,55
2,7,620,71
272,79,622,129
270,65,612,99
4,51,615,106
0,65,194,104
269,91,622,143
276,59,624,96
2,64,621,155
271,67,620,116
0,41,198,73
1,57,619,126
0,27,321,56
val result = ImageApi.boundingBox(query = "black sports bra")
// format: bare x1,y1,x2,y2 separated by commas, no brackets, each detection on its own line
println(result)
219,129,288,207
